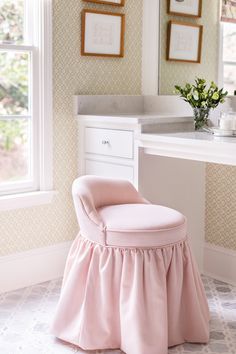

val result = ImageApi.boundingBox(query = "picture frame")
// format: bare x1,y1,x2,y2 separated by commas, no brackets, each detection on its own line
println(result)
167,0,202,18
81,9,125,57
83,0,125,6
167,21,203,63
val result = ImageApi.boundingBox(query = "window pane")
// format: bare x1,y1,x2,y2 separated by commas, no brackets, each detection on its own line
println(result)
223,22,236,62
224,64,236,95
0,50,29,115
0,118,31,183
0,0,24,44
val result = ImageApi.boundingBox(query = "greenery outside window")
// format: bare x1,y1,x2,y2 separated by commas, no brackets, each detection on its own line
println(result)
0,0,53,200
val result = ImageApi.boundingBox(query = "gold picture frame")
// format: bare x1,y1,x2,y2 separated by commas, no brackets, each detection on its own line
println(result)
83,0,125,6
167,21,203,63
81,9,125,57
167,0,202,18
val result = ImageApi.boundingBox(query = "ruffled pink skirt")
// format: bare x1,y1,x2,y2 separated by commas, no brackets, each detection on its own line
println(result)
52,235,209,354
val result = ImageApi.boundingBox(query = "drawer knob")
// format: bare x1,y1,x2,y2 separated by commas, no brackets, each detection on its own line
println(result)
101,140,109,145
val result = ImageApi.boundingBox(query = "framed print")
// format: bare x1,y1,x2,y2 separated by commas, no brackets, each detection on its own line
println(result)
167,21,203,63
167,0,202,18
83,0,125,6
81,9,125,57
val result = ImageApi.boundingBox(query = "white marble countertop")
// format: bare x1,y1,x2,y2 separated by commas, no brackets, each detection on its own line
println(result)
78,113,193,123
139,131,236,166
140,131,236,144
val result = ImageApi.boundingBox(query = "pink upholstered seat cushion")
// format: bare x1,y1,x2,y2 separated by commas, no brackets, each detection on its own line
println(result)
98,204,187,247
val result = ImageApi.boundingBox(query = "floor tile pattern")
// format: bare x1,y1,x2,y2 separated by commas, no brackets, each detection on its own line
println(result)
0,276,236,354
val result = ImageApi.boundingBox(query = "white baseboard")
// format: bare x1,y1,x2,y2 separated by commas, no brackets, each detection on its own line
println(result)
0,241,72,294
204,242,236,286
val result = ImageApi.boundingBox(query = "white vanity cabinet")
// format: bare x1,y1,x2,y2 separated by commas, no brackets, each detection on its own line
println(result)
77,114,194,186
75,94,194,186
78,116,143,186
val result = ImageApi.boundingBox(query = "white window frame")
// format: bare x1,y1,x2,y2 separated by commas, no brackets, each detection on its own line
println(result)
142,0,159,95
0,0,55,210
218,22,224,88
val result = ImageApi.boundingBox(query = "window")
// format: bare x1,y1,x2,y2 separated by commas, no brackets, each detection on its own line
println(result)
220,0,236,94
0,0,53,201
222,22,236,94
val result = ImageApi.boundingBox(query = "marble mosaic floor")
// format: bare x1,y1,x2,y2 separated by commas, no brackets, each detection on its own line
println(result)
0,276,236,354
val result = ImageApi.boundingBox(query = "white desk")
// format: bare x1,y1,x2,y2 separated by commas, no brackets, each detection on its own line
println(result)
139,131,236,166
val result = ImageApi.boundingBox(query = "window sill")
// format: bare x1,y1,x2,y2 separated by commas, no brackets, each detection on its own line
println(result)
0,191,57,211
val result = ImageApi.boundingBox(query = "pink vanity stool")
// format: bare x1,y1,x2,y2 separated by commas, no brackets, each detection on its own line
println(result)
52,176,209,354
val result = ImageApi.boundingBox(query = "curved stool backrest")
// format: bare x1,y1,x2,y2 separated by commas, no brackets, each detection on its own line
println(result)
72,175,147,244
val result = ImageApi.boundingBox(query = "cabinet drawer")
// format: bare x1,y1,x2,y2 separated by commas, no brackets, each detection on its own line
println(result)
85,159,134,182
85,128,133,159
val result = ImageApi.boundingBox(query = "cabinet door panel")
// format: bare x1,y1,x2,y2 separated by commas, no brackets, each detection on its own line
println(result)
85,159,133,182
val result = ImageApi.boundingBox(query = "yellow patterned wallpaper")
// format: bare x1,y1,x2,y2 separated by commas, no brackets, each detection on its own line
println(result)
0,0,142,256
159,0,219,95
206,164,236,249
